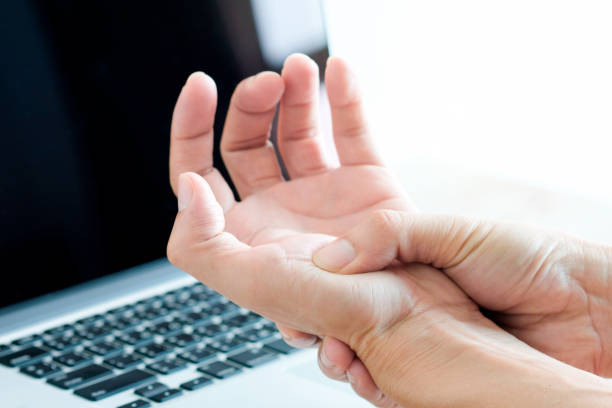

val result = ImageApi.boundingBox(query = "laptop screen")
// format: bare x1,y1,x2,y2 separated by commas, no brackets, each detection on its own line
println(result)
0,1,328,309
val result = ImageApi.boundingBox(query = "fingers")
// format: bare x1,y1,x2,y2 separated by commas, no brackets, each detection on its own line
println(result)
318,337,354,382
220,72,285,198
312,210,490,274
276,324,320,348
325,57,383,166
170,73,235,211
277,53,332,178
318,337,398,408
347,359,399,408
319,337,397,408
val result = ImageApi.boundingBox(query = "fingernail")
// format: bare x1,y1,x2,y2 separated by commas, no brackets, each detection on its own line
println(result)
320,348,335,370
177,173,193,211
313,239,355,272
186,71,203,82
346,371,356,386
282,332,318,348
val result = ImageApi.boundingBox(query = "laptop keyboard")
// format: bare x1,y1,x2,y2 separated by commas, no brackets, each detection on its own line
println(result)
0,283,299,406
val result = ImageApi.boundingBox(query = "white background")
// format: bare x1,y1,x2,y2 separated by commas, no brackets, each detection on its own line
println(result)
324,0,612,203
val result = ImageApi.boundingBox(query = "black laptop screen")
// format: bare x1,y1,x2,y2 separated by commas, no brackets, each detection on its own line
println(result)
0,1,328,309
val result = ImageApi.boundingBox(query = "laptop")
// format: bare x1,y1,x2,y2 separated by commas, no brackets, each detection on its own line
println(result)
0,1,370,406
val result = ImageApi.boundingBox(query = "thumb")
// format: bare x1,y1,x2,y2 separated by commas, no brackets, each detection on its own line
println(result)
312,210,490,274
166,173,351,337
167,172,249,287
176,171,226,241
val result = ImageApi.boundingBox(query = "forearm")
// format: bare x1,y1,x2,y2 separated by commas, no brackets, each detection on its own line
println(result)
514,359,612,408
361,325,612,408
574,241,612,374
471,358,612,408
351,286,612,408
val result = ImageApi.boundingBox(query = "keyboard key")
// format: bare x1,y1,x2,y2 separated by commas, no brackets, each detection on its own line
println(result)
54,350,93,367
12,334,42,346
208,301,239,317
20,361,62,378
44,332,83,351
190,291,222,303
134,307,169,321
44,324,72,337
264,339,298,354
208,335,247,354
135,381,168,398
165,332,200,348
224,312,262,329
193,322,232,339
149,388,183,403
146,358,187,375
175,288,199,300
151,320,183,336
189,282,207,292
178,346,216,364
135,343,171,359
162,299,192,312
228,347,278,368
86,340,123,356
0,346,49,367
170,296,199,309
74,369,156,401
238,326,277,343
77,324,113,340
198,361,241,379
104,353,143,370
109,315,141,331
181,376,213,391
117,329,154,346
107,305,133,316
181,310,212,326
48,364,111,389
0,344,11,356
146,298,165,309
118,400,151,408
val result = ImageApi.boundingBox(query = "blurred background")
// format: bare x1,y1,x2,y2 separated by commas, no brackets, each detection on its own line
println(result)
324,0,612,243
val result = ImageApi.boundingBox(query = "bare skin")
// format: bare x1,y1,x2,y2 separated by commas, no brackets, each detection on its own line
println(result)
313,212,612,404
167,55,612,406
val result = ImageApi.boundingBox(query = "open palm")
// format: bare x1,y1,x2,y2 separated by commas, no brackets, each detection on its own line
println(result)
169,55,413,252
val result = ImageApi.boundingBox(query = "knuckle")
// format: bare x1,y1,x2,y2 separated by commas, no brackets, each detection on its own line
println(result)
284,125,318,141
339,122,367,139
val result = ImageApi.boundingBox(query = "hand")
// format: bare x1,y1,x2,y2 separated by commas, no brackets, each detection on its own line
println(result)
312,211,612,401
168,54,414,347
166,54,612,406
167,173,612,407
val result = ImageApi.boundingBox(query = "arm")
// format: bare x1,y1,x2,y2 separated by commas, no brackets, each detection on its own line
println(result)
167,57,611,407
313,211,612,404
168,176,612,407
